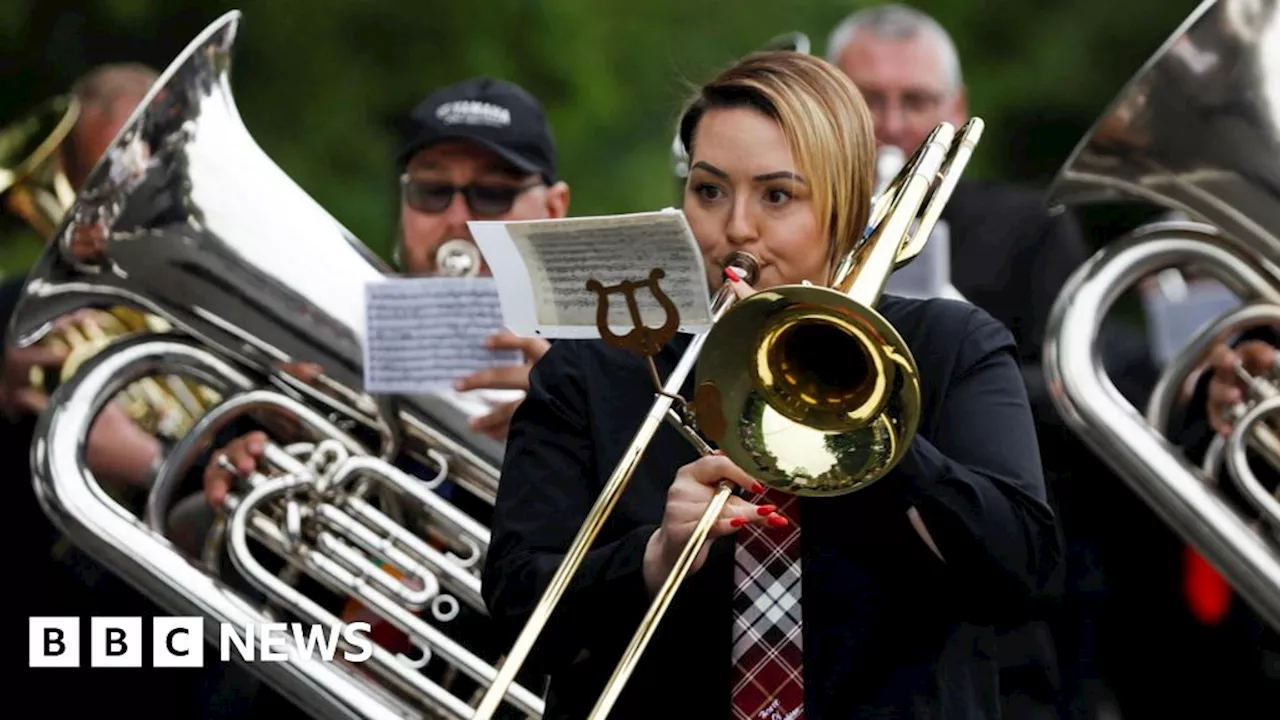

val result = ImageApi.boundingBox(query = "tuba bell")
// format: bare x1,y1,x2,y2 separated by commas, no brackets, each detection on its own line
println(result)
0,89,217,444
473,117,986,719
1042,0,1280,631
12,11,543,719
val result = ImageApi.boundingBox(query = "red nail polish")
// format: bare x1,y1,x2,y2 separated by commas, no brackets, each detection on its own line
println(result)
725,266,742,282
730,517,746,528
767,514,789,528
757,505,777,516
752,482,765,494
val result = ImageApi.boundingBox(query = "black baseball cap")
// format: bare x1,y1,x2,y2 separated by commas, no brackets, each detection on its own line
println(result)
396,77,557,183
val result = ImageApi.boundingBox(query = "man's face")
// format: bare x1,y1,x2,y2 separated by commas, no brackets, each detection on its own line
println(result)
834,30,967,154
398,141,568,276
65,100,144,191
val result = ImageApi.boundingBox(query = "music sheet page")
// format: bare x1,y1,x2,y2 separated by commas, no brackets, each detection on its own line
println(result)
362,277,521,394
469,208,713,339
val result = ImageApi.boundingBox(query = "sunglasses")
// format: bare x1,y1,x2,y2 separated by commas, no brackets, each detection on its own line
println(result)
400,174,543,217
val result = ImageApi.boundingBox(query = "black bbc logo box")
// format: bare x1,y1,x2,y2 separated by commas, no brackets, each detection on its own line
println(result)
28,616,205,668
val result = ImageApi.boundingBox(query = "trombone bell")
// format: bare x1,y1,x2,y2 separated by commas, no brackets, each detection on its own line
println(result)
694,285,920,495
693,119,984,496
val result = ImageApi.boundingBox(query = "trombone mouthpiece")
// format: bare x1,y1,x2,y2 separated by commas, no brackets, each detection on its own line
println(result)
722,251,760,285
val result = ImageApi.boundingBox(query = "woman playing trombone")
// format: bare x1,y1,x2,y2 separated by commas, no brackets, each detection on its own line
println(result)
482,50,1062,719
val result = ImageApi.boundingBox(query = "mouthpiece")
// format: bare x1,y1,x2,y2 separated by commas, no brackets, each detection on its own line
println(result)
436,238,482,277
722,251,760,285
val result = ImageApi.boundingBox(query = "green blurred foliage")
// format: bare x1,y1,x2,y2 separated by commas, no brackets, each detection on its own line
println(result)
0,0,1205,278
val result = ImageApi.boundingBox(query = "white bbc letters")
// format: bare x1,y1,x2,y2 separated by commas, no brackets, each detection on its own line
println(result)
29,617,80,668
91,617,143,667
29,616,372,667
153,616,205,667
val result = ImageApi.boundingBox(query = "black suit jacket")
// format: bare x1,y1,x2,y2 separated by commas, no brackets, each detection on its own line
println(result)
483,295,1061,719
941,178,1163,715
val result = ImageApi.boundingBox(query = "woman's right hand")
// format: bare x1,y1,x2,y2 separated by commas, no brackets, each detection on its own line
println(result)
203,430,267,508
642,452,787,594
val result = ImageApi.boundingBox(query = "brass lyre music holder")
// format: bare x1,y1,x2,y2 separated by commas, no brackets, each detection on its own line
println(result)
584,267,715,435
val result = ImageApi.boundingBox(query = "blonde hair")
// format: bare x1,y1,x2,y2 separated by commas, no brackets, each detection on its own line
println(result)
677,51,877,279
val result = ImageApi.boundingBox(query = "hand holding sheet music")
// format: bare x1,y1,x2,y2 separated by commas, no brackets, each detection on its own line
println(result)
363,277,522,395
469,209,713,339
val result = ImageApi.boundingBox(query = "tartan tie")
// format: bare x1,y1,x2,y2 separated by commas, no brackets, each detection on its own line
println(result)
731,486,804,720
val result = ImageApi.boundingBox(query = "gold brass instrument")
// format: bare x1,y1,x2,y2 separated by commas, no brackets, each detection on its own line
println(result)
474,117,985,719
12,11,541,719
0,93,79,239
1042,0,1280,631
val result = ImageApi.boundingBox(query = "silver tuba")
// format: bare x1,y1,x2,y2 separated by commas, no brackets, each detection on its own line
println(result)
1042,0,1280,631
11,10,543,719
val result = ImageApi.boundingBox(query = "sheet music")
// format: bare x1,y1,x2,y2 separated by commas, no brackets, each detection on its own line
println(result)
469,209,712,339
362,277,522,394
1142,277,1242,366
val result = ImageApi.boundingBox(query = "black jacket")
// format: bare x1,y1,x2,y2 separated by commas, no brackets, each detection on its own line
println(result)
483,295,1062,719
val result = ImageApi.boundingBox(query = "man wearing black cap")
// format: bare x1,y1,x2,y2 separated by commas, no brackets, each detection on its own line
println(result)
181,77,568,719
392,76,568,438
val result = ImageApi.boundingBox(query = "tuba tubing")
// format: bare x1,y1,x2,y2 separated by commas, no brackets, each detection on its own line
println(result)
1042,0,1280,633
1043,232,1280,632
18,10,546,718
46,332,545,719
31,334,421,720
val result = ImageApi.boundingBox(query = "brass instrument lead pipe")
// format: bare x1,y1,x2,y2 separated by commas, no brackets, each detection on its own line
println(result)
473,260,757,719
586,119,983,720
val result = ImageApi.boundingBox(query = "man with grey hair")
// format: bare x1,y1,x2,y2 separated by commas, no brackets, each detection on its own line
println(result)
826,3,966,156
827,5,1164,720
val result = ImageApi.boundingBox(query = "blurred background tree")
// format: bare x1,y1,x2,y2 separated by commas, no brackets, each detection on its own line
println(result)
0,0,1203,276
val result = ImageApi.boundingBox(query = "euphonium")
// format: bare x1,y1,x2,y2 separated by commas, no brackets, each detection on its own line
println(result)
474,117,985,719
12,11,541,719
1042,0,1280,631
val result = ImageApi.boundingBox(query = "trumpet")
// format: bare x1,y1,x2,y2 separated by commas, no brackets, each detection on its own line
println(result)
474,117,985,719
1042,0,1280,631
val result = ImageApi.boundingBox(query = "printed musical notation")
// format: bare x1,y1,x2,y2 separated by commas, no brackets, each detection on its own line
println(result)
469,209,713,339
362,277,521,394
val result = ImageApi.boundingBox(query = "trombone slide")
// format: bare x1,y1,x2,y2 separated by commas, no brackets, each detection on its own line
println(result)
473,275,749,719
588,119,984,718
588,479,734,718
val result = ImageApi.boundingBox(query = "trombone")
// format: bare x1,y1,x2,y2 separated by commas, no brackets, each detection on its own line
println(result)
476,117,985,719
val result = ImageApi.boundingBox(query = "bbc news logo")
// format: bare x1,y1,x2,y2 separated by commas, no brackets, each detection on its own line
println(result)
29,617,373,668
